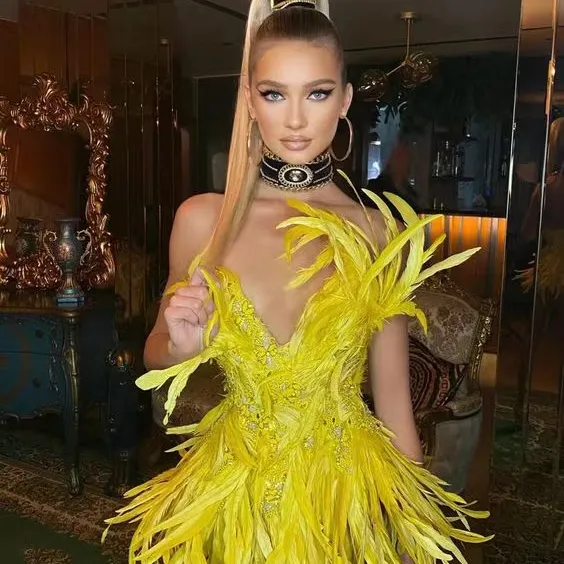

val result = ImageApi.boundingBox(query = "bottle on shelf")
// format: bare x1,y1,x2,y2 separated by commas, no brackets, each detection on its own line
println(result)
432,139,454,178
453,145,465,178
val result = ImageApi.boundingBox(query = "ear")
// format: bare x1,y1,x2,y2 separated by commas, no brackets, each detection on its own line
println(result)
341,82,353,117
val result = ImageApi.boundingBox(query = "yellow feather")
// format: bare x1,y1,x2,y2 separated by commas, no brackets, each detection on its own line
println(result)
416,248,480,285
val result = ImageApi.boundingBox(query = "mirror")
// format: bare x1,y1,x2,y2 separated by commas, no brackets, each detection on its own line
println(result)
0,74,114,291
4,126,88,247
487,0,564,561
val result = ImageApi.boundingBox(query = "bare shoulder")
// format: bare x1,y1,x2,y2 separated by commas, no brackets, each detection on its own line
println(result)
172,192,223,242
169,192,223,271
175,192,223,229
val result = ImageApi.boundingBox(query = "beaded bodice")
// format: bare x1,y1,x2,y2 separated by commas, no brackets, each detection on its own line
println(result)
137,193,479,467
209,266,375,474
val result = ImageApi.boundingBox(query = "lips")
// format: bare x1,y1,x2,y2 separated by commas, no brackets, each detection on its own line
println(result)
281,137,312,151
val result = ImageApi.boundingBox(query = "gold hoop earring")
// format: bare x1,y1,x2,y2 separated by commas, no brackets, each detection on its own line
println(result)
247,119,255,155
330,115,353,162
247,118,263,158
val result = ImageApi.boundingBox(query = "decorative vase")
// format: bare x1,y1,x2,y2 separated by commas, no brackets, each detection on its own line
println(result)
14,217,43,258
53,218,84,305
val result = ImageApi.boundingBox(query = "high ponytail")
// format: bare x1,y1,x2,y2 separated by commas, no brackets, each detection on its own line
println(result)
200,0,338,267
199,0,271,267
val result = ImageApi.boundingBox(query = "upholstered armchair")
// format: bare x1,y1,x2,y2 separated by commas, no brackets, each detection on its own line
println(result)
151,274,494,495
405,274,494,493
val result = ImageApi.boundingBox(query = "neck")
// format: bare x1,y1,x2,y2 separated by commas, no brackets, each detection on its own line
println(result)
259,149,334,194
255,176,337,203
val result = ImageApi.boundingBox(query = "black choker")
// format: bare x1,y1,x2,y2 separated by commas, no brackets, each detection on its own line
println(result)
259,150,334,192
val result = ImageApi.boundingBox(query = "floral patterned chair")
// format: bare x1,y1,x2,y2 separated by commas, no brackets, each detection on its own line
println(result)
401,274,494,493
151,274,494,494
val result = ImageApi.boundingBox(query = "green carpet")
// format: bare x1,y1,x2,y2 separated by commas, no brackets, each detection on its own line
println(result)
1,510,110,564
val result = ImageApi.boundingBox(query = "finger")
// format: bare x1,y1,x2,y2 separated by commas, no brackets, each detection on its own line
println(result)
166,304,209,327
173,287,215,317
169,294,207,310
164,306,202,327
203,297,215,315
205,268,220,286
192,306,209,327
175,285,210,301
167,297,209,325
190,267,206,287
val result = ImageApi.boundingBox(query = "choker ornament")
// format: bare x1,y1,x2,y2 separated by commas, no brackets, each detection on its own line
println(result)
259,150,334,192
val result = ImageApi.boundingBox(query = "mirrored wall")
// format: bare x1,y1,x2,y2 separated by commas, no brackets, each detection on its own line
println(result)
491,0,564,560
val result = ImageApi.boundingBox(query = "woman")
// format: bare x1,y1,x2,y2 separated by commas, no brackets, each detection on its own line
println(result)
106,1,489,562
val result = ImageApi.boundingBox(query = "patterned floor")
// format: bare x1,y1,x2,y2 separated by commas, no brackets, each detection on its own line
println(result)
483,390,564,563
1,393,563,563
0,424,133,564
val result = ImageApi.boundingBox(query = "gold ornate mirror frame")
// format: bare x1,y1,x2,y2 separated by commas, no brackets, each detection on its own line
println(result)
0,74,114,290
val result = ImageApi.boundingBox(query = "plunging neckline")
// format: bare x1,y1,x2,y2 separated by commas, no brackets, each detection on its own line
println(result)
216,265,338,350
209,199,376,350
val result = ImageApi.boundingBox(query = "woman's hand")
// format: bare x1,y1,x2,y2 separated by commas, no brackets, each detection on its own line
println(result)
165,268,218,361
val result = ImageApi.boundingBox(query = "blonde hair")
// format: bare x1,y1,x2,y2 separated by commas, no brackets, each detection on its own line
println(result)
200,0,336,267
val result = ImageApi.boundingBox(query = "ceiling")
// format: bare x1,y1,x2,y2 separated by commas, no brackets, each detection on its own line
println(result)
108,0,531,77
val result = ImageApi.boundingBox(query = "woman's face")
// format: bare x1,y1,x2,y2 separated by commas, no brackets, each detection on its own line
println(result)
247,39,353,165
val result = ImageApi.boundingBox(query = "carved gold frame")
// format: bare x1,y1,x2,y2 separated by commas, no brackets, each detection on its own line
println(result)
0,74,114,290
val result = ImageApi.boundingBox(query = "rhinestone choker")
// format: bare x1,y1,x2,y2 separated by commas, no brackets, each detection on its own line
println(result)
259,150,334,192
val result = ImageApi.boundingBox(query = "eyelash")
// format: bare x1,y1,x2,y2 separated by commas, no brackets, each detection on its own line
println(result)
259,89,334,102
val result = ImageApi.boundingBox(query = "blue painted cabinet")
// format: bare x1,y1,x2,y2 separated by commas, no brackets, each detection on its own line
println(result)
0,291,119,494
0,314,66,418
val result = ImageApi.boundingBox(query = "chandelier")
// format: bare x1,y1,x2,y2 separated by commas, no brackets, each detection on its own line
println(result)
357,12,437,102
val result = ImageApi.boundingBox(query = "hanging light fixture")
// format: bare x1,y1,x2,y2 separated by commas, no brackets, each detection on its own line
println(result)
357,12,437,102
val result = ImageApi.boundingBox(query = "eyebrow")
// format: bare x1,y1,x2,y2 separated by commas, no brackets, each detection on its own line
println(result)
255,78,337,89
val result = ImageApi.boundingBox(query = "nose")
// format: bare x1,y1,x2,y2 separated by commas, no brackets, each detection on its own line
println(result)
284,99,307,130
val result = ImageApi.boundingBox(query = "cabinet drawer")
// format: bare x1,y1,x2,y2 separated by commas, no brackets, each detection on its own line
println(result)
0,350,65,418
0,314,63,357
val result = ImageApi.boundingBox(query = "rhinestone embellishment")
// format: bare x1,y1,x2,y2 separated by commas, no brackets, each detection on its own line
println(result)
278,164,314,190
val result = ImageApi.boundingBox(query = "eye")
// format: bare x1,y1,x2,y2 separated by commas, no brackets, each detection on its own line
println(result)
259,90,284,102
309,89,334,101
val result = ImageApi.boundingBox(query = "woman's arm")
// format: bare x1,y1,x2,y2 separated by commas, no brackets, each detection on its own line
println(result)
368,315,423,463
143,193,220,370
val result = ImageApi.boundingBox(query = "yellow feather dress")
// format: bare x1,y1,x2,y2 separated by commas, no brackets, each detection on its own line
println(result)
515,228,564,300
104,191,491,563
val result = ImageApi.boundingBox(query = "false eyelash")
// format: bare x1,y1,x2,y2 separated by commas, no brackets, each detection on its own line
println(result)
259,90,281,98
311,89,334,97
257,89,335,101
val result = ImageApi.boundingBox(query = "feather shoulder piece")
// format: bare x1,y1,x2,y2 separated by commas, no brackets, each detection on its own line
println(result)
279,188,480,334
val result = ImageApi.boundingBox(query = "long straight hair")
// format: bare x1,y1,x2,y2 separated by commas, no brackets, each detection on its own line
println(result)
200,0,335,267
